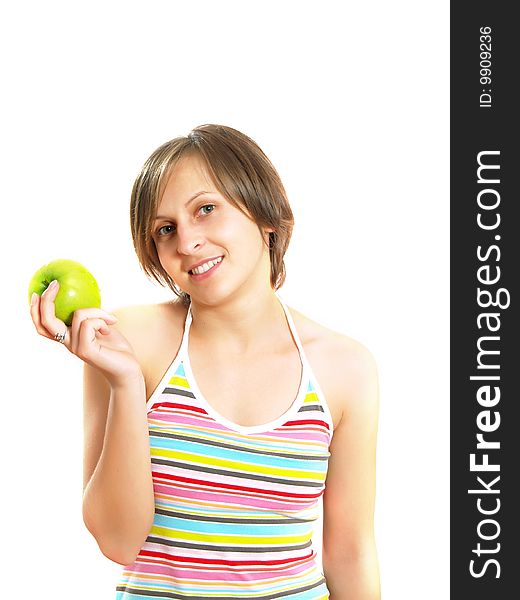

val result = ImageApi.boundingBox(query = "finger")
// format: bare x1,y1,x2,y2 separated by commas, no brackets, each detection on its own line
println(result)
69,308,118,354
29,292,53,339
75,317,114,360
38,280,70,347
70,307,118,324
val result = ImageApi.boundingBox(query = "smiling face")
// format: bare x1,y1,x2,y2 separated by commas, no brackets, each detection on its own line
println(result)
152,154,273,305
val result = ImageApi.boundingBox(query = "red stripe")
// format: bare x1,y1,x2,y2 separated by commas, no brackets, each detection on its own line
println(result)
283,419,330,429
139,549,314,567
151,402,208,414
152,472,322,499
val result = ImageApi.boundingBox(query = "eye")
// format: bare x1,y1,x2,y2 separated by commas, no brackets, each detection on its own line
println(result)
199,204,215,215
157,224,176,236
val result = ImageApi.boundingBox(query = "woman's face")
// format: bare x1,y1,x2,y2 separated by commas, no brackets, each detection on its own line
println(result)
152,154,272,305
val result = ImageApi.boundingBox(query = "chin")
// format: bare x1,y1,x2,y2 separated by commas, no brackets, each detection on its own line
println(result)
188,279,251,307
182,282,225,305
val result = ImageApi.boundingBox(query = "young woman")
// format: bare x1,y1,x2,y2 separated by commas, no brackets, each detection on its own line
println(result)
30,124,380,599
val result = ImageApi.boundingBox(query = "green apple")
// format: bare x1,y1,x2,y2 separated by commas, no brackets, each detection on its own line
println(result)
28,259,101,326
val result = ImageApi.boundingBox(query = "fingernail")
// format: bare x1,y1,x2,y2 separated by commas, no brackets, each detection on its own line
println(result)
30,292,38,305
43,280,58,295
107,314,118,322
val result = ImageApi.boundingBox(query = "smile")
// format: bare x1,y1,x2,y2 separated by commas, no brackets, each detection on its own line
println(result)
189,256,223,275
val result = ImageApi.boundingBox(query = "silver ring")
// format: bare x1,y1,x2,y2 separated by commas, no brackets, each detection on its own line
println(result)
54,331,67,344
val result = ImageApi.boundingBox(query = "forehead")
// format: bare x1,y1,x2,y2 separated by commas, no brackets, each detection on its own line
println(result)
159,154,216,207
155,152,254,224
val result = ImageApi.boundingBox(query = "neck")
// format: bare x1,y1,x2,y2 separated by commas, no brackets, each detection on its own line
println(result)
189,286,287,355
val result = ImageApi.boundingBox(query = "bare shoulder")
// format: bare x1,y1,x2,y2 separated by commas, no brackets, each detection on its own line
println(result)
288,306,379,429
111,300,185,341
111,299,188,399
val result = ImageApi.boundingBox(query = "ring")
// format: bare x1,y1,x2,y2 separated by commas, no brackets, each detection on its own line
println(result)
54,331,67,344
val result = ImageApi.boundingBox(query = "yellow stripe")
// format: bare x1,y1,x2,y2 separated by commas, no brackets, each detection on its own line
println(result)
303,391,319,404
150,525,313,545
150,426,327,455
150,417,328,450
151,447,326,481
168,375,190,388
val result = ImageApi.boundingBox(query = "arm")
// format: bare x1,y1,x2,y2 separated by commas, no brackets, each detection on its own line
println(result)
30,283,156,565
322,341,380,599
82,363,155,566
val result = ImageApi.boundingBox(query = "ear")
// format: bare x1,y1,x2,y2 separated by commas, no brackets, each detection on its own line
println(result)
262,228,276,249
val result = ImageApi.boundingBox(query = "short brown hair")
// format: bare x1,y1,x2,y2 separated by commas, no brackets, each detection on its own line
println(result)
130,124,294,303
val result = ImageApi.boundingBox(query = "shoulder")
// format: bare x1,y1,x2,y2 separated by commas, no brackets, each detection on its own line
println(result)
111,299,187,340
288,306,379,428
110,300,188,394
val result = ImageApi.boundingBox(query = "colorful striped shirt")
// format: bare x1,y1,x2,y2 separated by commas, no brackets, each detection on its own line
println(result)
116,297,334,599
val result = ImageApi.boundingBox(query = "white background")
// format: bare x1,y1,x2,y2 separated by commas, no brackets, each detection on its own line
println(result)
1,1,449,598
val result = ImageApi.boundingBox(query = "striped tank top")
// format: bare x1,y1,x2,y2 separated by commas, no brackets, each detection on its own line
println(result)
116,296,334,599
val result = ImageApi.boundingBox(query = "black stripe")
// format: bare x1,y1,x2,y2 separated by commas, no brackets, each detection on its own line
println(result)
116,578,327,599
161,387,196,399
145,536,312,553
151,458,325,487
154,508,314,524
298,404,325,413
149,430,329,461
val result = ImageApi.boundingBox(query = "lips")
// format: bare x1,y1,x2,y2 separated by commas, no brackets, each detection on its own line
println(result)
188,256,224,275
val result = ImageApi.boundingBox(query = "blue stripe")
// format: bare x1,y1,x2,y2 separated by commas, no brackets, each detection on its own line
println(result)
153,424,328,457
153,512,313,536
148,436,327,473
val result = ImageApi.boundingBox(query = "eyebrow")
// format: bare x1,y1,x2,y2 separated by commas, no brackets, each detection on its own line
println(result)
155,190,212,220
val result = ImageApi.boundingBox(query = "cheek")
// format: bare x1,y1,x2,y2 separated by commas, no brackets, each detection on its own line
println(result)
154,240,167,260
232,225,266,257
215,213,262,248
154,240,179,271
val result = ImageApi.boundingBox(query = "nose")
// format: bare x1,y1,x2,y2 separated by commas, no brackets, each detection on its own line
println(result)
175,222,205,255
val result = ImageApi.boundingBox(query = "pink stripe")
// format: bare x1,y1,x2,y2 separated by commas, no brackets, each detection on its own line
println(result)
153,478,319,501
264,429,330,443
141,546,315,563
151,463,324,489
152,484,314,511
126,558,316,582
151,412,329,443
153,476,322,499
149,413,214,428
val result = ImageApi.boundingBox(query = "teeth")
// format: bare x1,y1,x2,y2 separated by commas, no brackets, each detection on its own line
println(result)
191,256,222,275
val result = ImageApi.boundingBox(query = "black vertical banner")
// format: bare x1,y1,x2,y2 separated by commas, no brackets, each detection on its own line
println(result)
451,3,519,598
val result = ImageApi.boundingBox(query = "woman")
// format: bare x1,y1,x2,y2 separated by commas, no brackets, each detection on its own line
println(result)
30,124,380,599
